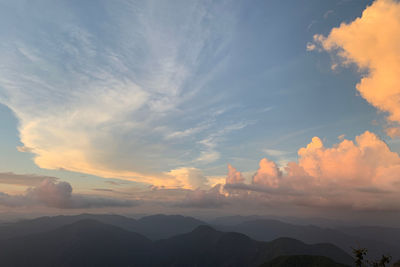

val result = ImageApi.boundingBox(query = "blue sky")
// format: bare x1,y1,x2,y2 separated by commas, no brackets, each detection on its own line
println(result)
1,0,400,221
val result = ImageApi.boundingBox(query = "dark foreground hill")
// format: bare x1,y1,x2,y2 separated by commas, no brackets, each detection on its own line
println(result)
218,219,399,260
260,255,349,267
0,219,153,267
154,225,353,266
0,219,353,267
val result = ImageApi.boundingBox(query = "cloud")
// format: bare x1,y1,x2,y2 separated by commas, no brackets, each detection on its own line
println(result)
0,178,137,209
0,0,241,186
311,0,400,137
0,172,57,186
306,42,316,51
226,164,244,184
252,158,282,188
196,122,248,164
224,131,400,211
165,167,208,190
177,184,227,208
323,10,334,19
263,149,290,157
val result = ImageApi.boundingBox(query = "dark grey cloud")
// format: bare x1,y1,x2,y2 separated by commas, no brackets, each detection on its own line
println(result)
92,188,115,192
224,183,306,196
104,180,128,186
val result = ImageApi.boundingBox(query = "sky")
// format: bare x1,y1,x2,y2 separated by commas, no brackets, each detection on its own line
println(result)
1,0,400,224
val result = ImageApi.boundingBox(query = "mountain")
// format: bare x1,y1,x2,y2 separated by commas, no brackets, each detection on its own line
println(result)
260,255,349,267
0,220,353,267
0,213,139,240
135,214,205,239
217,219,398,260
0,213,205,240
2,213,397,261
153,225,353,266
337,225,400,253
210,215,266,226
0,219,152,267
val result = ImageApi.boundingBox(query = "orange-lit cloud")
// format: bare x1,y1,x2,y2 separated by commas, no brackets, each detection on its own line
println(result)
311,0,400,137
252,158,281,188
226,164,245,184
225,131,400,211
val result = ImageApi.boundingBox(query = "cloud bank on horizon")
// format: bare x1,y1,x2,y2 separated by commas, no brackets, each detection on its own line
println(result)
0,175,136,209
223,131,400,211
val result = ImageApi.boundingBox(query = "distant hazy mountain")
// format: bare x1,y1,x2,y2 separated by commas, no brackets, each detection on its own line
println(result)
0,213,138,240
0,213,205,240
135,214,205,239
216,219,399,260
260,255,349,267
0,219,353,267
210,215,266,226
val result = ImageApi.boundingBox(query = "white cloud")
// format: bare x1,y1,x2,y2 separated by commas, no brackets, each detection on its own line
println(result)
0,0,242,186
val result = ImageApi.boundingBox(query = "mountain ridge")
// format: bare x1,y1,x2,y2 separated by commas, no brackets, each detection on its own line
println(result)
0,218,353,267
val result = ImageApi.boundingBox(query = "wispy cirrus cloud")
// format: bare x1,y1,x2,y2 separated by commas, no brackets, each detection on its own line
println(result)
0,0,245,187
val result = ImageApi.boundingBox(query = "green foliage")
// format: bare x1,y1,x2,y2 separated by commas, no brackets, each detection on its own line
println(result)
352,247,391,267
353,248,367,267
367,254,391,267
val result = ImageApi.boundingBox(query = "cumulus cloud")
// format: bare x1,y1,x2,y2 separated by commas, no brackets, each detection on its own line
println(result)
0,178,136,209
226,164,244,184
177,184,227,208
224,131,400,211
311,0,400,137
252,158,282,188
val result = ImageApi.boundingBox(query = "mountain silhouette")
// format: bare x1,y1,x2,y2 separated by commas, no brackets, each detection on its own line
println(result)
0,219,152,267
0,219,354,267
0,213,205,241
217,219,398,260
